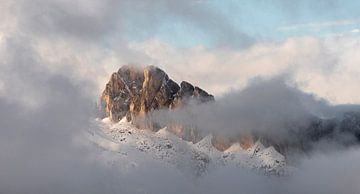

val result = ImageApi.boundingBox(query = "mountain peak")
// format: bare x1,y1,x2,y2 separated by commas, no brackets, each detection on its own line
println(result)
99,64,214,142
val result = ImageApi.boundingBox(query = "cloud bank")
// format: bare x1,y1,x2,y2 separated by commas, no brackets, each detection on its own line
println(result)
1,0,360,193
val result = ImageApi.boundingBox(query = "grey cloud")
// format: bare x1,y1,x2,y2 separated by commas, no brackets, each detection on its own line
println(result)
195,148,360,194
0,34,192,194
151,75,360,156
12,0,122,41
1,1,360,194
5,0,253,48
152,76,330,135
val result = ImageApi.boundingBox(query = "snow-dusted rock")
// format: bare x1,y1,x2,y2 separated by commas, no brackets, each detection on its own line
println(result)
88,117,290,176
247,140,265,156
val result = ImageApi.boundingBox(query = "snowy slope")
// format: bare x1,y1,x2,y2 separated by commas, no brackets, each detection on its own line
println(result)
87,118,290,176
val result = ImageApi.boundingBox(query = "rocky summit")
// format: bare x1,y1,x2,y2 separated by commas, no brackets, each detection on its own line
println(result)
99,65,360,155
99,65,214,142
96,65,289,176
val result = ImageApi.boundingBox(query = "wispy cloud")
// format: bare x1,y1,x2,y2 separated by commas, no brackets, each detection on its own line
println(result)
278,19,359,32
351,29,360,33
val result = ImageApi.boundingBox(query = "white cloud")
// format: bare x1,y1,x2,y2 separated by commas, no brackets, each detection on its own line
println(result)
2,24,359,105
128,36,360,104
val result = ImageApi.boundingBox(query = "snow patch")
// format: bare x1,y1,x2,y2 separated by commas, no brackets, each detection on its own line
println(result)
224,143,242,153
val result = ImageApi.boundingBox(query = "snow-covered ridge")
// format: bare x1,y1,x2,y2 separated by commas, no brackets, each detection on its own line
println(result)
87,117,290,176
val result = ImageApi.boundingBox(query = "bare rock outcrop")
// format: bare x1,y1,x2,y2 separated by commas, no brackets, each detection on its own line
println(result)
100,65,144,121
166,81,214,142
170,81,214,110
100,65,214,142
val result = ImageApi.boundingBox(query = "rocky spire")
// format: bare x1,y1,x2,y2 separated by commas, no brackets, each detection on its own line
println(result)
99,65,214,142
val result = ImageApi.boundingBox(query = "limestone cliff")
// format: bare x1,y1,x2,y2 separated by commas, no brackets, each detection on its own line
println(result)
100,65,214,142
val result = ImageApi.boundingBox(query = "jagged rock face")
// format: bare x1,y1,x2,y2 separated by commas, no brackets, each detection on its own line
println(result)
194,86,215,103
239,134,255,150
170,81,214,109
100,65,181,122
100,65,144,121
339,112,360,140
100,65,213,142
169,81,195,109
166,81,214,142
211,135,232,151
211,133,255,151
141,66,180,112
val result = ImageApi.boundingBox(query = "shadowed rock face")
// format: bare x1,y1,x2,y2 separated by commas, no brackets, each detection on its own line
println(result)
210,132,255,151
100,65,144,121
100,65,214,142
170,81,215,110
166,81,215,142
